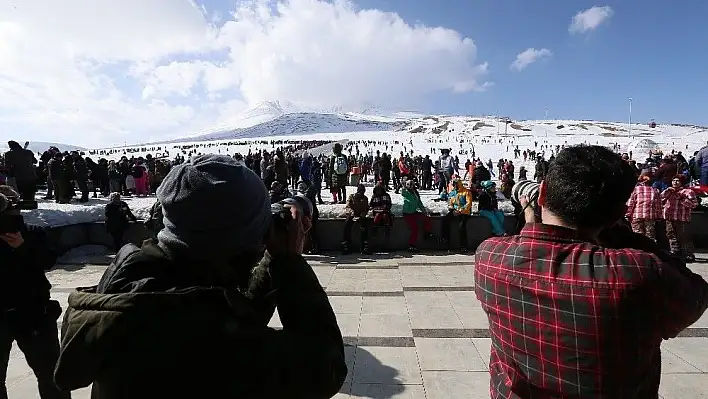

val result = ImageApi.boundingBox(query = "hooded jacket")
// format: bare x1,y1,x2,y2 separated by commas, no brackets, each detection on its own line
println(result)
478,188,499,212
53,241,347,399
448,181,473,215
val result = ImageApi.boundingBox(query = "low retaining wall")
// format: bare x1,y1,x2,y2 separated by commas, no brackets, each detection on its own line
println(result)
46,212,708,256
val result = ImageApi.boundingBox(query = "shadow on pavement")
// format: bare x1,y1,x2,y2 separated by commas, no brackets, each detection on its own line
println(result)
306,250,470,265
342,345,405,399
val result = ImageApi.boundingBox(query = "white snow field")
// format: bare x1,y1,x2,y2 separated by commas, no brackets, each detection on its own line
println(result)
24,185,514,228
20,109,708,227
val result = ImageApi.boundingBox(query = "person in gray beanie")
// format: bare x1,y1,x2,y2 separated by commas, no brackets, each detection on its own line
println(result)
54,154,347,399
156,154,272,259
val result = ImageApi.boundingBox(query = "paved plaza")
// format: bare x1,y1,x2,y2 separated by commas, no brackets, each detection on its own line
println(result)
7,252,708,398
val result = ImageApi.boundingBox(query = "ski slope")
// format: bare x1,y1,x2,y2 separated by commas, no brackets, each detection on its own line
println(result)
86,113,708,166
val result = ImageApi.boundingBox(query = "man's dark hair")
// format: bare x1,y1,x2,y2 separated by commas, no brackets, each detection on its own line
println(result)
544,145,637,228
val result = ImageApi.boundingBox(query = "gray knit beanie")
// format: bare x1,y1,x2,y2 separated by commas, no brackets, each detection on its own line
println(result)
156,154,271,259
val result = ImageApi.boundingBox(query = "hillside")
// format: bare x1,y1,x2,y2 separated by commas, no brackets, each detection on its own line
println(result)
85,110,708,166
188,112,405,141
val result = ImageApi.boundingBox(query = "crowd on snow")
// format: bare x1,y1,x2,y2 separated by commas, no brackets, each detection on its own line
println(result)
2,139,708,258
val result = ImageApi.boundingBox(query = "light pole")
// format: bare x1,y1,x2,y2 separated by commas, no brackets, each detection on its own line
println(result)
628,97,633,139
544,107,549,138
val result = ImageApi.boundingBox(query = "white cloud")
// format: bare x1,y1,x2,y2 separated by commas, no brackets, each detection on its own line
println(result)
0,0,490,147
569,6,614,35
510,48,553,71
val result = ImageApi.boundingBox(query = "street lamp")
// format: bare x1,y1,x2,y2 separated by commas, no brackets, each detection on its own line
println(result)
628,97,633,139
544,107,549,138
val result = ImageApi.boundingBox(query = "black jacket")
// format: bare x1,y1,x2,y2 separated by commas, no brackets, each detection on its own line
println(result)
104,201,137,232
54,241,347,399
478,190,498,211
472,167,491,187
0,224,55,314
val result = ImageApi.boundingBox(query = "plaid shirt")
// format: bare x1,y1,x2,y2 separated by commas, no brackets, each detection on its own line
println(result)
626,183,662,220
661,187,698,222
474,223,708,398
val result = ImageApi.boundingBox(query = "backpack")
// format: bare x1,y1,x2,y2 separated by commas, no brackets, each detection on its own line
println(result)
334,155,348,175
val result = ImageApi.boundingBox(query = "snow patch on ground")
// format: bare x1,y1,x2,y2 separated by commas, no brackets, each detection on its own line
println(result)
22,194,154,228
23,187,516,228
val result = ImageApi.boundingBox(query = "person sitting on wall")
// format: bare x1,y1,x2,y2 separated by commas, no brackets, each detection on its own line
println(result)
401,179,435,252
478,180,507,237
104,192,138,252
341,184,370,255
441,178,473,253
369,182,393,252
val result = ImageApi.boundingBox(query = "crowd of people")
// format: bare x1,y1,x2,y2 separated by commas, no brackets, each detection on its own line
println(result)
3,139,708,259
3,135,708,398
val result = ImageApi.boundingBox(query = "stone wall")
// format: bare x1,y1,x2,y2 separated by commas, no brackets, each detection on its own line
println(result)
45,212,708,255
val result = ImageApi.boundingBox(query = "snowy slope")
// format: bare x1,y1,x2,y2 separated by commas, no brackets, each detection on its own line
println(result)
86,113,708,164
200,113,404,141
30,112,708,228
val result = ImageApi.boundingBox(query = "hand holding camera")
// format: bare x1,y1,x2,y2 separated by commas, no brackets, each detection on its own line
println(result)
266,196,313,256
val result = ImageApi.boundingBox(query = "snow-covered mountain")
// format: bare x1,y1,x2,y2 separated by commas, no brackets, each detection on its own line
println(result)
191,112,404,141
160,101,407,144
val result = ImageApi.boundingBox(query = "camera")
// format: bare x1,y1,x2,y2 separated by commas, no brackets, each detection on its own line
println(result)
511,180,540,206
271,195,313,231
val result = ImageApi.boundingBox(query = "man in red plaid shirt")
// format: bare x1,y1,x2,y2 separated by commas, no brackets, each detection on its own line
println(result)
475,145,708,399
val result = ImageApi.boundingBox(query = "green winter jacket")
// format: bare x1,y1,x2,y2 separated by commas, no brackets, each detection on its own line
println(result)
401,188,426,214
53,241,347,399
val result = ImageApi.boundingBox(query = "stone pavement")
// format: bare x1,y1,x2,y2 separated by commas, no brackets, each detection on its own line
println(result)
8,252,708,398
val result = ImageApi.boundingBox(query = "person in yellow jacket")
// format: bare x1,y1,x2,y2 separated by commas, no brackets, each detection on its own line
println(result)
441,179,473,253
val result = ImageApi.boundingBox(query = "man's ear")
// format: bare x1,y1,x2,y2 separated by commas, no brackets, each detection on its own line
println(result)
538,181,546,207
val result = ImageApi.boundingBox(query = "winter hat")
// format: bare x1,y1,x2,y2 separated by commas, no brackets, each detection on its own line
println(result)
481,180,496,190
157,154,270,259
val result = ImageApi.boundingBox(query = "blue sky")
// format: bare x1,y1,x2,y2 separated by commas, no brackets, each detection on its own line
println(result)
348,0,707,124
1,0,706,147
